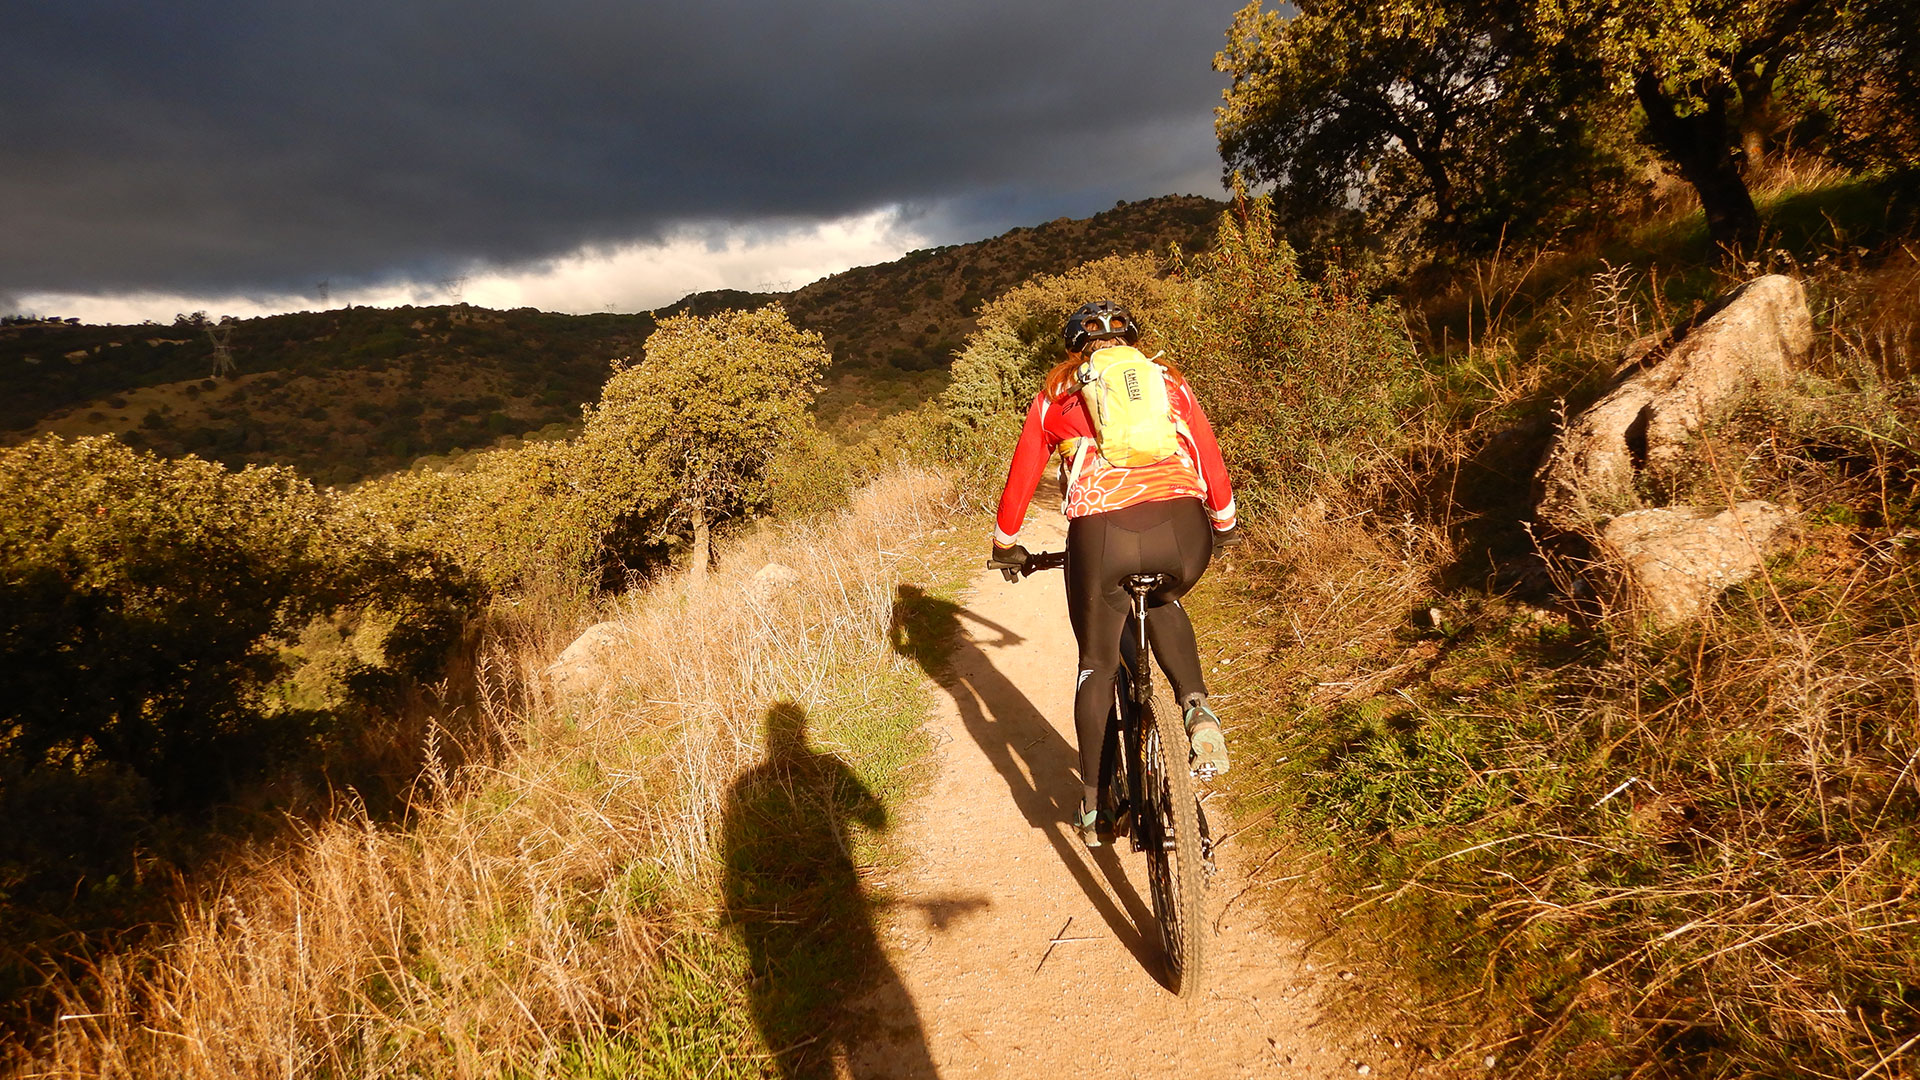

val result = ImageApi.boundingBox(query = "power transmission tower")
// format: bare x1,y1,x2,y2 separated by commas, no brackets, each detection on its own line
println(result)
206,319,236,379
439,276,467,303
317,280,331,307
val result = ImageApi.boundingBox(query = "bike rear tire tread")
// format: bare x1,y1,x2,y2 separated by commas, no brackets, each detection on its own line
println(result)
1143,675,1207,998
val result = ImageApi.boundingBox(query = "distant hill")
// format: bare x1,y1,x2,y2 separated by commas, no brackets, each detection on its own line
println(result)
1,194,1225,482
767,193,1225,420
0,306,655,486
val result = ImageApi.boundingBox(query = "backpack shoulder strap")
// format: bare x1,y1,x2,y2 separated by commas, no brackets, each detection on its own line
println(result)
1061,436,1093,514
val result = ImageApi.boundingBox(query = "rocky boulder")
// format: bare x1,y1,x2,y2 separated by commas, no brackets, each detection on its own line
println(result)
1536,275,1813,533
1595,501,1800,627
545,620,629,691
747,561,800,599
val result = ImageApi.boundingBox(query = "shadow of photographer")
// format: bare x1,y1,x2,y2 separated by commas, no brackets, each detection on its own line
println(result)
720,701,938,1078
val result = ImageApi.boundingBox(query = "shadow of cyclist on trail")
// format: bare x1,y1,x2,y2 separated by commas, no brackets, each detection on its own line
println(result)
889,584,1159,976
721,701,937,1079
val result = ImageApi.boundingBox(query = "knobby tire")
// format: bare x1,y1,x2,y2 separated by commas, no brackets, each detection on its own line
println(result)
1142,672,1206,998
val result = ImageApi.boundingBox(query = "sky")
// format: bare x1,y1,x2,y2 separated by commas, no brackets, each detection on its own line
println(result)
3,0,1247,324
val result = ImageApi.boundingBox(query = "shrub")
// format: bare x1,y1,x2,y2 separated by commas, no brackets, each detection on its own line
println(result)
0,436,477,810
1164,194,1425,509
767,416,855,519
348,438,598,598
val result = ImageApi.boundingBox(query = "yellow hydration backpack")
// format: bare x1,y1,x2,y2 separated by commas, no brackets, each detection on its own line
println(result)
1076,345,1180,467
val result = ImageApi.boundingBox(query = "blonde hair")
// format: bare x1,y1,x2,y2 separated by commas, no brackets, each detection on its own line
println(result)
1042,348,1186,403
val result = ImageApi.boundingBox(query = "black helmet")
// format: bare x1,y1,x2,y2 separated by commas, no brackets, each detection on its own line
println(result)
1062,300,1141,354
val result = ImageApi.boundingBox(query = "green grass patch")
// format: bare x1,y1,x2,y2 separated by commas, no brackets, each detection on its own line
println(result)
526,538,973,1079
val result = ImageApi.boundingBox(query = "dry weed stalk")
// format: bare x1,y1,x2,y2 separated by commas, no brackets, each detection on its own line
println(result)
1210,238,1920,1076
18,466,959,1079
1232,490,1454,706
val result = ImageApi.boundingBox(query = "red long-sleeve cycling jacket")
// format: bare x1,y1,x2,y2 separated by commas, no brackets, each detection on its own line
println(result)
992,371,1237,548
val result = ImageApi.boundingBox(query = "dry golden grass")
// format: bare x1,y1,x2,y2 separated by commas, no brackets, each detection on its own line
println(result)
1193,197,1920,1077
13,465,960,1079
1217,496,1453,702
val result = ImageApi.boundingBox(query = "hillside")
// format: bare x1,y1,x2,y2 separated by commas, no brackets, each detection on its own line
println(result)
1,194,1224,483
2,306,648,486
8,166,1920,1078
782,193,1224,419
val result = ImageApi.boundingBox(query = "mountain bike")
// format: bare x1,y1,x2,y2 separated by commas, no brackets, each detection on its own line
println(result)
1001,550,1215,997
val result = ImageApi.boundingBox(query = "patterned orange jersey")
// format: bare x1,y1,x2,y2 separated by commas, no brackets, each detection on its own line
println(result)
993,370,1236,547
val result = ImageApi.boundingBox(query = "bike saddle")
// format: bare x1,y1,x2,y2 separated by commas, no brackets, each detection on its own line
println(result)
1121,573,1171,593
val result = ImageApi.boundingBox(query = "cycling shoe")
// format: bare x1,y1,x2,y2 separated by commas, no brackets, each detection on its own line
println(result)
1185,701,1230,779
1076,802,1104,848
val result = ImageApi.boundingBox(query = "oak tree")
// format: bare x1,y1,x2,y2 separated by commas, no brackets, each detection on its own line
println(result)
1214,0,1635,256
579,306,829,584
1533,0,1835,254
1215,0,1904,259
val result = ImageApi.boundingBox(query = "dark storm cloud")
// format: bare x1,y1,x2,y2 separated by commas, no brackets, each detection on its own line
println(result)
2,0,1242,299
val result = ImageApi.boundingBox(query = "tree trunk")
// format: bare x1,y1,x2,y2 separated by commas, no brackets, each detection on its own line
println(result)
1634,72,1762,259
690,489,709,589
1733,0,1823,173
1735,63,1777,172
1384,113,1457,234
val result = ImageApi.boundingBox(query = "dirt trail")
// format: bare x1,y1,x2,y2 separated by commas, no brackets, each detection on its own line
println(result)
849,504,1404,1078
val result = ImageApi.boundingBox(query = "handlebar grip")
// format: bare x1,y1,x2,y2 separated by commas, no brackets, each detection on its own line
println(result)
989,550,1066,581
1019,551,1067,576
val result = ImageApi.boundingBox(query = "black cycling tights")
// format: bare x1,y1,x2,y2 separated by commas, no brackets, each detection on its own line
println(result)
1065,497,1212,788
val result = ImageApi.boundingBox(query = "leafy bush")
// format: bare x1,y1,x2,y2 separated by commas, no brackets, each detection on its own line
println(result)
1164,195,1424,508
767,417,855,519
348,438,599,598
0,436,478,810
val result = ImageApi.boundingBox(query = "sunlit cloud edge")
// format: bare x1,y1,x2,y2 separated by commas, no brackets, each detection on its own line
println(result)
12,206,933,326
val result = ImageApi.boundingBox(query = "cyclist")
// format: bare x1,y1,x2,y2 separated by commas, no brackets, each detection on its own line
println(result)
987,300,1240,847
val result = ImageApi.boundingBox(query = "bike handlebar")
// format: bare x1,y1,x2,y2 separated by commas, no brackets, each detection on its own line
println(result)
993,549,1066,582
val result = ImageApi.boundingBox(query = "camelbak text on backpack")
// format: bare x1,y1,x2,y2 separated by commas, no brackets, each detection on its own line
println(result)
1077,345,1180,468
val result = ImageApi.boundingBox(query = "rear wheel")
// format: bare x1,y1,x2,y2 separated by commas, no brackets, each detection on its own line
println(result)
1141,675,1206,997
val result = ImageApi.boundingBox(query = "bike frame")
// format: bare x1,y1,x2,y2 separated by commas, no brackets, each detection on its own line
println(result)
1111,575,1163,851
999,547,1214,994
